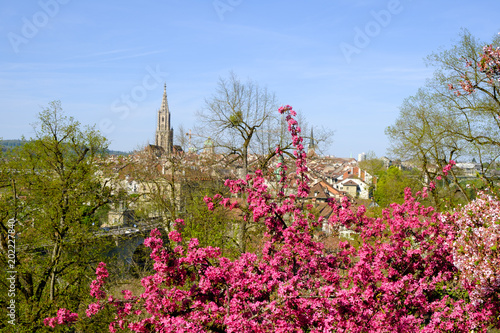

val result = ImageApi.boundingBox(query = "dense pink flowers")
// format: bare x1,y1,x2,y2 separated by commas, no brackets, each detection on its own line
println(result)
86,303,102,317
89,262,108,300
168,230,182,243
44,308,78,328
452,192,500,305
479,44,500,81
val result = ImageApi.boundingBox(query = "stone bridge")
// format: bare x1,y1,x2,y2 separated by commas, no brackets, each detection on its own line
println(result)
98,220,166,270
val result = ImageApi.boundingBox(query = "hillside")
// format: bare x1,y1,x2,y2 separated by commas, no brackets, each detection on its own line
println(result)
1,140,130,155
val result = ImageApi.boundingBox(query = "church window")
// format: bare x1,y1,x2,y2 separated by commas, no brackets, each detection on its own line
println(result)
162,116,164,122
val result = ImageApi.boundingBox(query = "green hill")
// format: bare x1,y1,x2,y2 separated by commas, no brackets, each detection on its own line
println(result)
1,140,130,155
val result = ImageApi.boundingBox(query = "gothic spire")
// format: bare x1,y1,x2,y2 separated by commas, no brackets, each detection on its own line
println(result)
307,127,317,157
161,83,169,113
155,83,174,154
309,128,316,149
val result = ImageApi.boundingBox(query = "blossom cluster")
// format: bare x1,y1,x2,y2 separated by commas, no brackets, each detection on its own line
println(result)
442,160,456,175
436,160,456,180
454,43,500,96
43,308,78,328
278,104,309,197
479,44,500,82
90,262,108,300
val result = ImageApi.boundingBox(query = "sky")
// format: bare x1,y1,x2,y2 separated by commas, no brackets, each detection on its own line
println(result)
1,0,500,158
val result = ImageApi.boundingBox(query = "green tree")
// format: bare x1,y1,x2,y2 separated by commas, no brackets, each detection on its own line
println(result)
0,101,114,332
373,167,421,208
358,151,386,178
130,149,184,232
386,29,500,207
386,88,471,208
180,181,240,258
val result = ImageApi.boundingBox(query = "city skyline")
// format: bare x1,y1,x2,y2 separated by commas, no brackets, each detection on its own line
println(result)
2,1,500,158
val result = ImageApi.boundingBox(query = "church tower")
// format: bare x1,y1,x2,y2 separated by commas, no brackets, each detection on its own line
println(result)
307,128,317,158
155,84,174,154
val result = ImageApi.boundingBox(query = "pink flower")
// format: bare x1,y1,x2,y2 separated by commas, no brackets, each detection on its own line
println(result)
44,308,78,328
168,230,182,243
86,303,102,317
122,289,134,300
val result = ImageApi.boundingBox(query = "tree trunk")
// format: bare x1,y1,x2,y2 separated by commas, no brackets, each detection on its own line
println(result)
239,219,247,253
242,145,248,177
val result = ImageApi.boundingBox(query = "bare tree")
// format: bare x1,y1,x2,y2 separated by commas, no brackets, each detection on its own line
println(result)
294,110,334,156
175,124,189,152
196,72,279,175
197,73,334,174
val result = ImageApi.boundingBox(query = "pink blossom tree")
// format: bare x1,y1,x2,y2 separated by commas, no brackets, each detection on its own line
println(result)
45,105,499,332
452,191,500,309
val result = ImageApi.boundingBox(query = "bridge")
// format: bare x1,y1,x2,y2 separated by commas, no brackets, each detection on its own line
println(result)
97,219,167,270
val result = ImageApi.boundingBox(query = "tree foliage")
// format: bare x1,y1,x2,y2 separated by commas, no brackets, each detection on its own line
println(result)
0,101,114,332
386,29,500,207
358,151,385,178
180,182,241,258
373,166,421,208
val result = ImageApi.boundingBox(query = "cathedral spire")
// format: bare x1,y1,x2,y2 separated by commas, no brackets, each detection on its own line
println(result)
309,128,316,148
161,83,169,113
155,83,174,154
308,127,317,157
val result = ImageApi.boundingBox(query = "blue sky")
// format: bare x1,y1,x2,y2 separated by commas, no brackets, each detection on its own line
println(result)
1,0,499,158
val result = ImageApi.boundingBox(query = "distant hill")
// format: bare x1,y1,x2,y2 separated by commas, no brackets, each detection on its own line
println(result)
0,139,25,152
107,150,132,156
1,139,24,147
1,140,130,156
